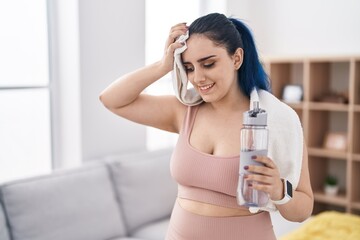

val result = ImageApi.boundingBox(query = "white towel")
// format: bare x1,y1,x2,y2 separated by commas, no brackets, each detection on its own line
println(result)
172,33,304,213
172,31,203,106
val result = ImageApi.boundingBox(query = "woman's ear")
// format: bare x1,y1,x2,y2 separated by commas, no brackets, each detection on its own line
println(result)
233,48,244,70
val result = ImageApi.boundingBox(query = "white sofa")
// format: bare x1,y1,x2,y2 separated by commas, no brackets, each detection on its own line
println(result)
0,148,177,240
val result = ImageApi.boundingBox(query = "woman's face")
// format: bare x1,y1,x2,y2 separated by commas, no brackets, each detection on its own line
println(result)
182,34,243,103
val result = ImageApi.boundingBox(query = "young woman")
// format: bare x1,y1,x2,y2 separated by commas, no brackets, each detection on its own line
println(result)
100,12,313,240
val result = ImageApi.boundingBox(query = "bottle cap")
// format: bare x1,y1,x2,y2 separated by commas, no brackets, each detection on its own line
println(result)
243,101,267,126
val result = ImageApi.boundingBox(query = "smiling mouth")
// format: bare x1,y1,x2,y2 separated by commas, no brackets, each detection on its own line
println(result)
198,83,215,91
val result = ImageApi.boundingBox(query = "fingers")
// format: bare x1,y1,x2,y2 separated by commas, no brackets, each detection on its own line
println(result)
169,23,188,37
252,155,276,169
161,23,189,72
167,23,188,45
246,180,283,200
244,156,283,199
245,156,276,176
245,156,280,176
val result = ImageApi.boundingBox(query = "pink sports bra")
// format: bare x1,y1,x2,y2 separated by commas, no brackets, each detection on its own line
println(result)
170,105,245,209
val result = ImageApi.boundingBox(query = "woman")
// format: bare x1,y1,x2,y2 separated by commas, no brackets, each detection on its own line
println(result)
100,12,313,240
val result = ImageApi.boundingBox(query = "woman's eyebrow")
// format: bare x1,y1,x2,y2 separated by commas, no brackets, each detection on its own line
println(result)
183,55,216,65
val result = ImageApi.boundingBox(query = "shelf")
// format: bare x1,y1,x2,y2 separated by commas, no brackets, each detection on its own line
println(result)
351,209,360,215
352,202,360,210
307,111,348,149
282,102,304,109
309,61,350,103
355,105,360,112
263,55,360,216
353,113,360,154
351,162,360,204
309,102,349,111
353,154,360,161
308,147,348,159
314,191,347,206
355,61,360,105
267,62,304,99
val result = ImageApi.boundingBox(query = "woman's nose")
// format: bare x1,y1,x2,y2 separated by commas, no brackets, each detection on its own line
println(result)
192,68,205,84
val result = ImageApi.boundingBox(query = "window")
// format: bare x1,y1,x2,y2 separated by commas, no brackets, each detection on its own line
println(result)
0,0,52,183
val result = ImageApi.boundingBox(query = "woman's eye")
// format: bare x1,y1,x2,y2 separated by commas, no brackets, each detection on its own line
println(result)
184,66,194,72
204,62,215,68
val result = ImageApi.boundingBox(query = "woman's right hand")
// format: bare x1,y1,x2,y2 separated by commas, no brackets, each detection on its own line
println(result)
160,23,188,73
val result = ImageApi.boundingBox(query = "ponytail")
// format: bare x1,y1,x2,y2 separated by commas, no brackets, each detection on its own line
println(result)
229,18,270,97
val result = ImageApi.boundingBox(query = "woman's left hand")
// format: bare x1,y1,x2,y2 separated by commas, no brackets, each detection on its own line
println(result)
245,156,284,201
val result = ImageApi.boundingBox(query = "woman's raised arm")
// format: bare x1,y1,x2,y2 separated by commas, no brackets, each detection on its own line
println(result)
99,23,189,133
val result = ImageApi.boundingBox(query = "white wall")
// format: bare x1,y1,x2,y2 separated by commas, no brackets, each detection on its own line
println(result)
226,0,360,56
52,0,147,166
78,0,147,160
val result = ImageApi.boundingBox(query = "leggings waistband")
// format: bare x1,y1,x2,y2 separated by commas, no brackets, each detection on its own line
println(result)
165,201,276,240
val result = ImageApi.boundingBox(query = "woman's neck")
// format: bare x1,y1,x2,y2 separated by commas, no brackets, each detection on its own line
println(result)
208,88,250,114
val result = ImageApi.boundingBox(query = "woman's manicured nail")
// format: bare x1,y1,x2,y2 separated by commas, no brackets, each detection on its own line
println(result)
244,165,249,170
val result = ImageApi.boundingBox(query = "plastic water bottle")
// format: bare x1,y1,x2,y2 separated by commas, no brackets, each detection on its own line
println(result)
237,101,269,207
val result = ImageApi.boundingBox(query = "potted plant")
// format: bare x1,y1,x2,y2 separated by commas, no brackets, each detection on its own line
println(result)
324,175,339,196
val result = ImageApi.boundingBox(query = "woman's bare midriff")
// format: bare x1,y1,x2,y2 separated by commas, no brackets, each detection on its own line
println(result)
177,197,257,217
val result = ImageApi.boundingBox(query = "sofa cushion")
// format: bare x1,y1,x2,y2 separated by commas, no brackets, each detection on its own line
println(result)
0,201,10,240
106,148,177,234
1,164,126,240
131,218,170,240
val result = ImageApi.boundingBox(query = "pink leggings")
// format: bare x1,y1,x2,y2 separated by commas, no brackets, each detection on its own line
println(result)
165,201,277,240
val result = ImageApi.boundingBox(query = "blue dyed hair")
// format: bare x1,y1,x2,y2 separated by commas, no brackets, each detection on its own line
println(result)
188,13,270,98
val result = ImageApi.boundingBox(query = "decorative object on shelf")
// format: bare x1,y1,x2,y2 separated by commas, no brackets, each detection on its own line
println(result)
282,84,303,103
323,132,347,151
324,175,339,196
315,91,349,104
